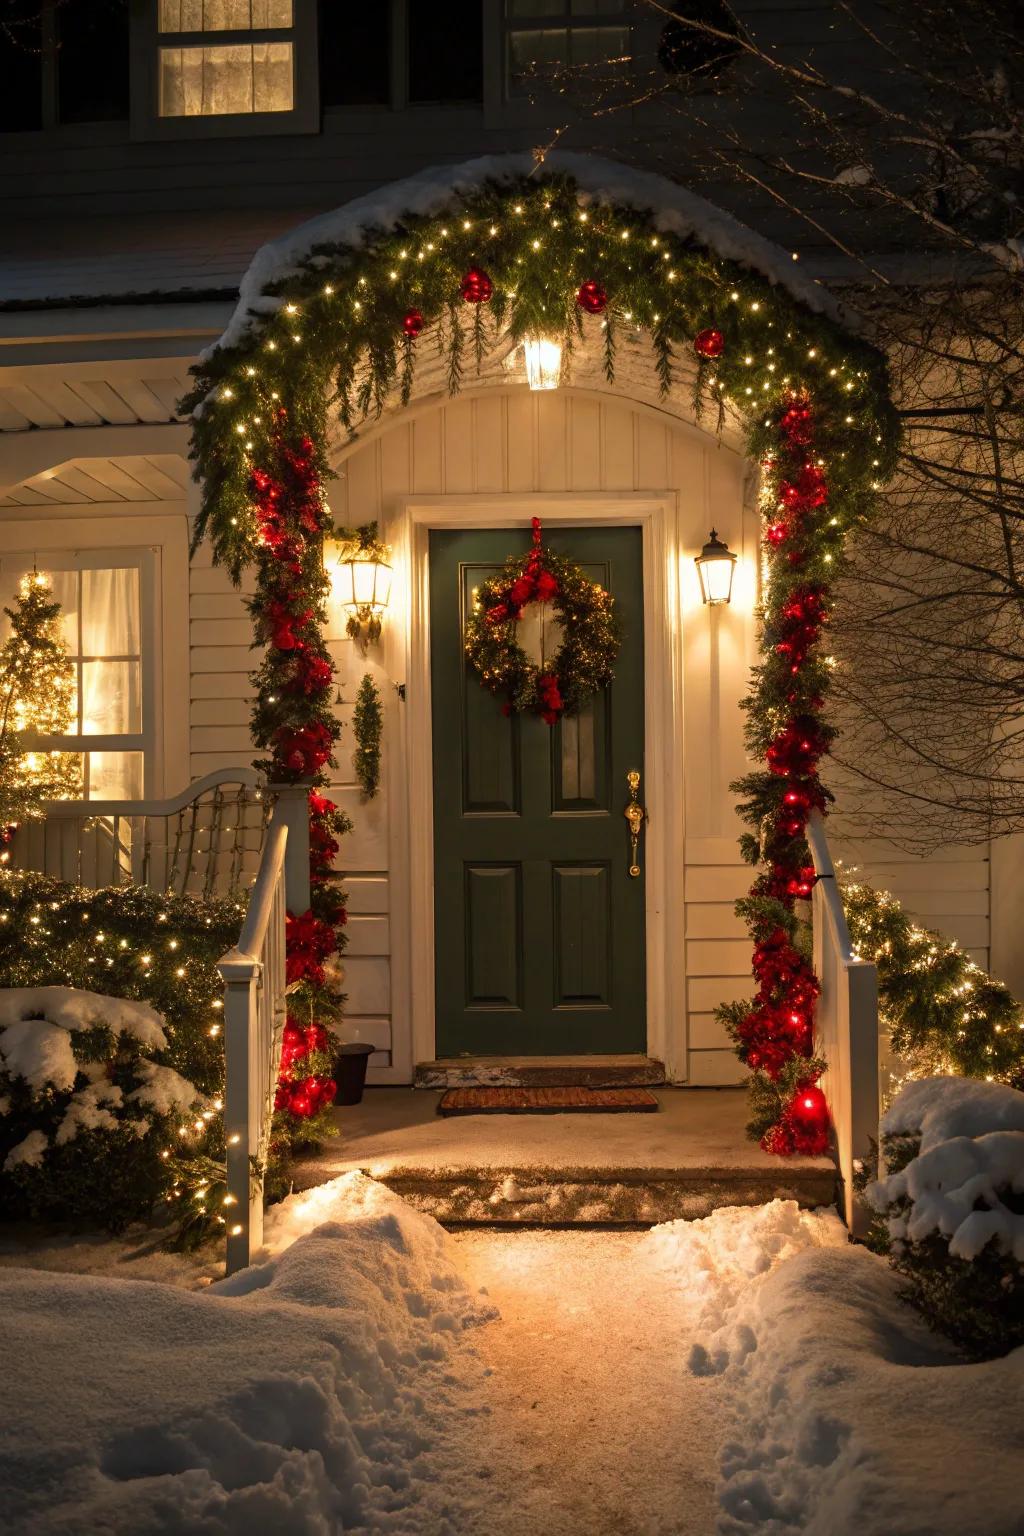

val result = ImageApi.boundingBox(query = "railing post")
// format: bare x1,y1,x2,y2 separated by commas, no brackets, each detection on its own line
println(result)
219,948,261,1275
267,780,311,914
846,960,880,1238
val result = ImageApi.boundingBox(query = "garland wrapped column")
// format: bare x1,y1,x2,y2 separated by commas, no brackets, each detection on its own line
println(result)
718,397,844,1155
248,418,352,1133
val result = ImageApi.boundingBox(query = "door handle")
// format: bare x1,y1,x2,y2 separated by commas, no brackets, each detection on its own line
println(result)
623,770,646,878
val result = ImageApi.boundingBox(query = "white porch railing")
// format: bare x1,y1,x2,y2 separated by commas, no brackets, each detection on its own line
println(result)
807,809,879,1235
8,767,268,899
218,781,310,1276
218,817,288,1274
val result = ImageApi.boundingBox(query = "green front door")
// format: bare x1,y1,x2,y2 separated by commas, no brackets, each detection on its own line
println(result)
430,525,646,1057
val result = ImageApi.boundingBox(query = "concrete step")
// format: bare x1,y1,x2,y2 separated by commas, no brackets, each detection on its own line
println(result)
290,1086,838,1228
373,1162,837,1227
414,1055,667,1089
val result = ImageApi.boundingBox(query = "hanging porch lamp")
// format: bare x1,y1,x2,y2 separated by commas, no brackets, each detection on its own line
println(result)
522,335,562,391
695,529,737,606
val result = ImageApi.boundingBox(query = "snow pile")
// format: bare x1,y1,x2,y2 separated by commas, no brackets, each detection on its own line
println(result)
671,1199,1024,1533
869,1076,1024,1262
706,1243,1023,1535
0,1172,497,1536
212,150,841,356
644,1198,846,1341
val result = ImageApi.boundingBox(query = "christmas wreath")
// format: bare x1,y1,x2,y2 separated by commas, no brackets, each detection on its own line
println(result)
463,518,621,724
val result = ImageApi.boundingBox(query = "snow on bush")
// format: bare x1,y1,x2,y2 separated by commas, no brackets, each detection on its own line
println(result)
868,1076,1024,1358
0,1173,497,1536
0,985,205,1231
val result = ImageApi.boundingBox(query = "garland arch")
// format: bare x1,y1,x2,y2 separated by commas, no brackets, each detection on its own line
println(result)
183,153,900,1151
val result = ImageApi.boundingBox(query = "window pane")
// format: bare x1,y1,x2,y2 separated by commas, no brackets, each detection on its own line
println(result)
508,28,569,80
81,661,142,736
81,568,140,656
507,0,567,15
88,752,143,802
159,42,293,114
571,0,625,12
159,1,292,30
320,3,390,106
0,8,42,132
570,24,630,64
409,0,482,102
58,0,130,124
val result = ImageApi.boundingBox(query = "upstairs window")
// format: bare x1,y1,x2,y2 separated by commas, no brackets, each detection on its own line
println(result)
131,0,318,137
319,0,482,110
0,0,130,134
504,0,630,98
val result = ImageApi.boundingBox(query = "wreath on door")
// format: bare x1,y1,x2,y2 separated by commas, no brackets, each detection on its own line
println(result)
463,518,622,724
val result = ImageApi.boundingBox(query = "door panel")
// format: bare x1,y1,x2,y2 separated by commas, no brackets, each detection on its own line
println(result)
431,524,645,1056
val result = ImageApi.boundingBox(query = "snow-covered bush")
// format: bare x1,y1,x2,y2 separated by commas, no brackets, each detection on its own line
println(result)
0,872,243,1235
868,1077,1024,1359
0,987,208,1229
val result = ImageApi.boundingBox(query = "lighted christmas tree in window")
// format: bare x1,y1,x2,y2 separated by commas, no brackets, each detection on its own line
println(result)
0,571,81,826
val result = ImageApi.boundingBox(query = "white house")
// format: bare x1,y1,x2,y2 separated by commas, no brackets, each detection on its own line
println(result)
0,1,1012,1097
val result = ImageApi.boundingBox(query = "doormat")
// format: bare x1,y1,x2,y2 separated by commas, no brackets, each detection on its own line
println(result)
437,1086,659,1116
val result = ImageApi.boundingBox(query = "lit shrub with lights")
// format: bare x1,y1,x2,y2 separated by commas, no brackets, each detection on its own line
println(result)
0,872,242,1237
841,876,1024,1091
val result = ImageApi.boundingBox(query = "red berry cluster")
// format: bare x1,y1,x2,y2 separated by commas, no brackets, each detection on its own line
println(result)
275,1016,337,1118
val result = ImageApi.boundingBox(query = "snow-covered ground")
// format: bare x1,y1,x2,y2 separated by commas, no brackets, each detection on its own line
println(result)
2,1179,1021,1535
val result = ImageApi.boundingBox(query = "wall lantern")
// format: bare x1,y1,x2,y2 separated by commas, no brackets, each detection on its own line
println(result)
695,529,737,606
522,335,562,391
334,522,392,645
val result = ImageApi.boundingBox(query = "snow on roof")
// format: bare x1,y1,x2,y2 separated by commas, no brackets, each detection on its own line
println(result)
213,150,845,357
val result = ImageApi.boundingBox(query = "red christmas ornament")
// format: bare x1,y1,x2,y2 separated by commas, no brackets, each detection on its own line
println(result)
576,280,608,315
694,327,725,359
779,397,814,446
460,266,493,304
784,1082,831,1154
402,309,424,339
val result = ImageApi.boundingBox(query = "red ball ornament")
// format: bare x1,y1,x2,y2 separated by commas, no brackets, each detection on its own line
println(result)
576,280,608,315
460,266,493,304
286,748,306,775
694,328,725,359
402,308,424,339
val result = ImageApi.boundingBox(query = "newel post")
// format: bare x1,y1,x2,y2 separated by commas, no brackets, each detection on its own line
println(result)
267,780,311,914
219,947,261,1275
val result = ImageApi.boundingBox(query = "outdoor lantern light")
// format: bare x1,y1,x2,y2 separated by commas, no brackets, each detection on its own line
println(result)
522,336,562,391
695,529,737,606
334,524,393,645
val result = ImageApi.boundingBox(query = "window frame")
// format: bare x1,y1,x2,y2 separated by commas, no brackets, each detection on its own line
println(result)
130,0,319,141
0,548,160,801
483,0,635,125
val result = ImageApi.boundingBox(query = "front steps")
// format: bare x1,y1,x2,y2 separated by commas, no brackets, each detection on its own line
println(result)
375,1162,836,1227
413,1054,666,1090
292,1086,838,1228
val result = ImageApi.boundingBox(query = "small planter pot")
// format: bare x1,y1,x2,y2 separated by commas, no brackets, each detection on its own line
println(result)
335,1042,375,1105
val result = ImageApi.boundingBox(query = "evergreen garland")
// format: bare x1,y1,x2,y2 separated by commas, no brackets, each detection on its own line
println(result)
353,673,382,799
841,876,1024,1090
181,170,901,1154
